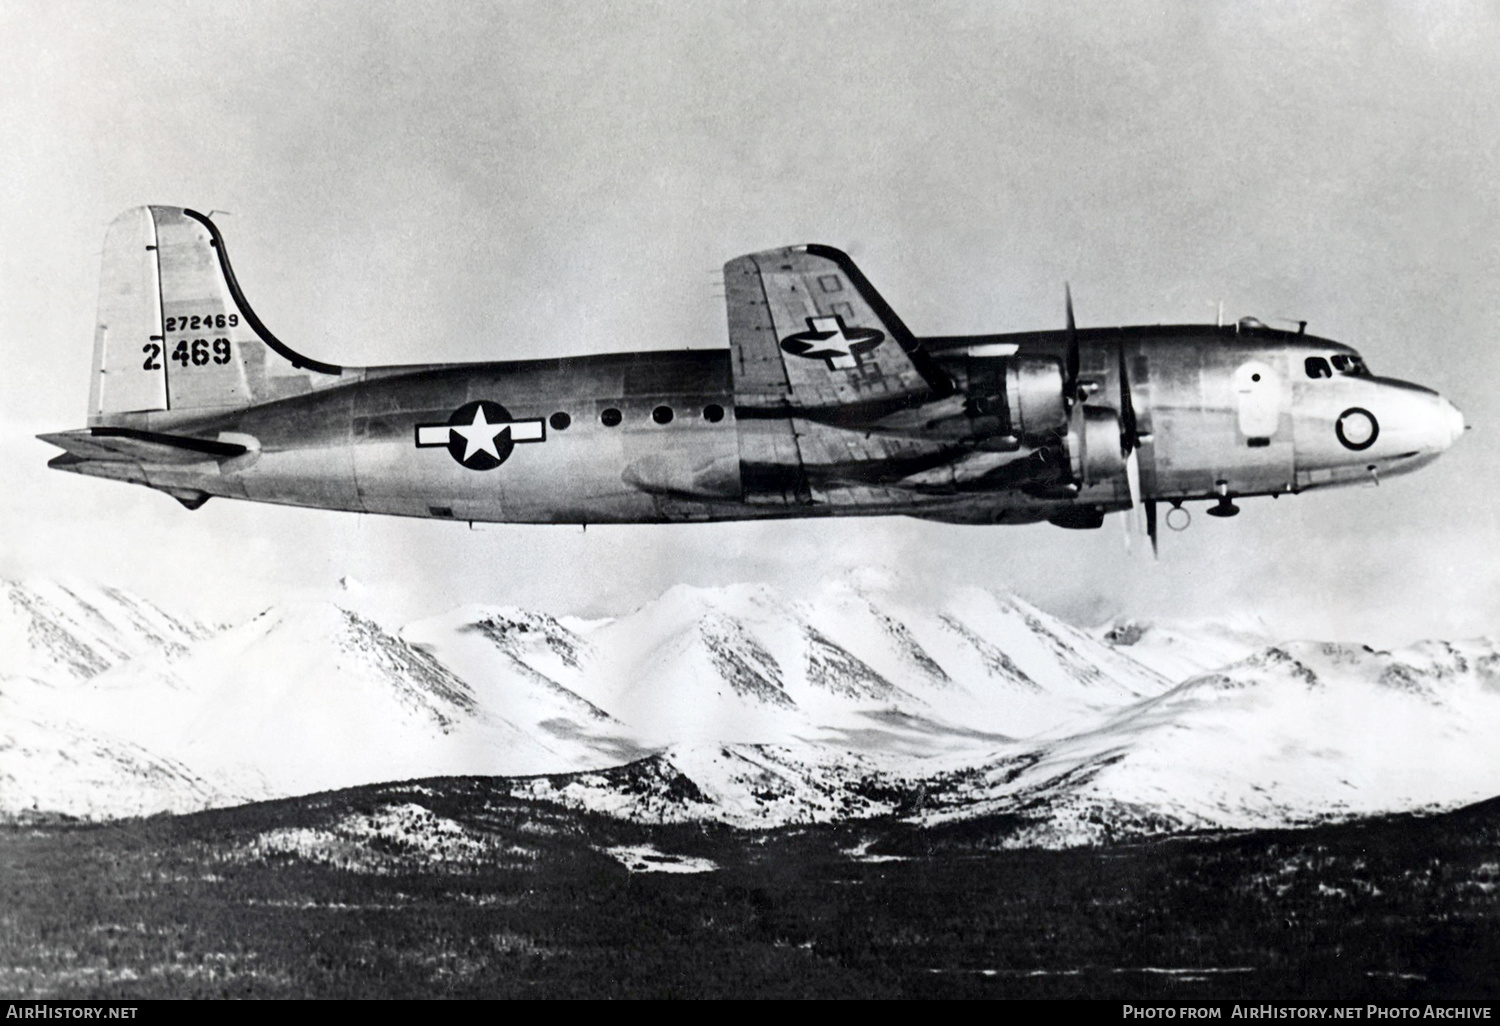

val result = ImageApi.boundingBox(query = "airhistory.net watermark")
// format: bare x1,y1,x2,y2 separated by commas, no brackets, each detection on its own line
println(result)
1121,1008,1494,1020
5,1008,137,1020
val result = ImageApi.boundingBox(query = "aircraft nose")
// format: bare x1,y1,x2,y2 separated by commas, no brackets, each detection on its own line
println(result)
1436,396,1466,451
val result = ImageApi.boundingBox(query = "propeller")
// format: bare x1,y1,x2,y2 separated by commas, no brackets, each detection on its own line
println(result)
1116,340,1158,558
1063,285,1157,556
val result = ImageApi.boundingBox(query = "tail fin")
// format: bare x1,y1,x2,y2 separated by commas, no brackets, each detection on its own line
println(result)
88,206,341,425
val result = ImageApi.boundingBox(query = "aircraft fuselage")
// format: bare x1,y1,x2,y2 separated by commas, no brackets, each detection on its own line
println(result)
57,328,1461,527
42,207,1464,536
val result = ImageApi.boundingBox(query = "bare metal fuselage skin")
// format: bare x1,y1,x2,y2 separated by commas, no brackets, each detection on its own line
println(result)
58,329,1459,526
43,206,1463,529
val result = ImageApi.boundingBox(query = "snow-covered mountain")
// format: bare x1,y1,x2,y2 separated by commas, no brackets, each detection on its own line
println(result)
1093,613,1274,681
880,638,1500,845
18,600,619,806
0,579,211,682
0,677,231,819
0,580,231,818
405,580,1167,748
494,637,1500,841
4,576,1499,846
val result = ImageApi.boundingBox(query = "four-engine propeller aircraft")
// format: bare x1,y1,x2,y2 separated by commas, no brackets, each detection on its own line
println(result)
41,206,1466,551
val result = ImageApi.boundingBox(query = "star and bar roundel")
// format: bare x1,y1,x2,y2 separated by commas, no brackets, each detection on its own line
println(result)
779,314,885,371
415,400,545,471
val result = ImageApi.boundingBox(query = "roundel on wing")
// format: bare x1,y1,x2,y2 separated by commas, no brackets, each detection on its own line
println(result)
779,314,885,371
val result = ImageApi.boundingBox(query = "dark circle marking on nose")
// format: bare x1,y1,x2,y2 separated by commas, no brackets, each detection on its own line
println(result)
1335,407,1379,451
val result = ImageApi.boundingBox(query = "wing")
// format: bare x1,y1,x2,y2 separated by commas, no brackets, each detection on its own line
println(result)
722,245,959,509
723,245,951,416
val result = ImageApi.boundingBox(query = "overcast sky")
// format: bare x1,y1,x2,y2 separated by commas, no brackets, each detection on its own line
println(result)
2,0,1497,642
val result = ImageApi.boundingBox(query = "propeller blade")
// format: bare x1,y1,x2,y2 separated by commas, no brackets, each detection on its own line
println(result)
1118,340,1139,457
1064,283,1079,404
1119,343,1157,558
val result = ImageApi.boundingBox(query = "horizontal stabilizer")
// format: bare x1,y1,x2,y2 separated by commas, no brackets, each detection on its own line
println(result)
37,427,248,464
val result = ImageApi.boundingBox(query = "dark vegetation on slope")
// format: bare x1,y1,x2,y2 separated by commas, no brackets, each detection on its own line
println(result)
4,781,1499,999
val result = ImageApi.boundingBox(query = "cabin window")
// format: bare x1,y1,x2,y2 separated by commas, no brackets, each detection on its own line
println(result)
652,405,674,425
702,403,725,423
600,407,622,427
1305,357,1332,379
549,412,571,431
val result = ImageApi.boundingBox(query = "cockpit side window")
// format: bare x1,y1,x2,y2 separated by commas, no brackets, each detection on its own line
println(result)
1305,356,1332,379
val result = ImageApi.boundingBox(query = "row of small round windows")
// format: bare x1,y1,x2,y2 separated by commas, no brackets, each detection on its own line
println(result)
545,403,728,432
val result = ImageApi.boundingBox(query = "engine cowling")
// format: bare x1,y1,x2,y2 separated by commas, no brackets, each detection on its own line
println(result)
1067,404,1127,487
967,355,1069,444
1005,358,1068,441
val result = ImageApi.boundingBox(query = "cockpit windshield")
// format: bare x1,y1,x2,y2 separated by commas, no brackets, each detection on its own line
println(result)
1306,353,1370,379
1330,353,1370,376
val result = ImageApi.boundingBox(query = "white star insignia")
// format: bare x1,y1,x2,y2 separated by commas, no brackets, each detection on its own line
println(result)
415,402,546,469
450,405,507,462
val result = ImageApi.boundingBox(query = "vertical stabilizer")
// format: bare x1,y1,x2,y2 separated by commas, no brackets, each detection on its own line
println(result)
88,206,343,426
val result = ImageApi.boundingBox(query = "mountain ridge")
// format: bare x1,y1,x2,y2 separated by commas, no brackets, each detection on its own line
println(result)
2,577,1496,846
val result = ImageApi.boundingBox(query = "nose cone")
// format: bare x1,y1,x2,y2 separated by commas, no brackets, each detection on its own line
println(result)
1438,396,1466,451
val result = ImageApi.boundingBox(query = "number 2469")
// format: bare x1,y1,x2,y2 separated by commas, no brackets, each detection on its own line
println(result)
142,338,231,370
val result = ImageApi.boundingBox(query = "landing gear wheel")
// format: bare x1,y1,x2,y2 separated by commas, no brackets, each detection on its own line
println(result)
1206,497,1240,518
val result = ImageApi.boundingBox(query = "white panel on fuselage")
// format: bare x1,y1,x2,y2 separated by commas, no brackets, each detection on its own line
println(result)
1233,360,1282,438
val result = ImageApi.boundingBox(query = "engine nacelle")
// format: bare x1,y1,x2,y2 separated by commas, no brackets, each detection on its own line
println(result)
965,356,1068,444
1067,404,1127,487
1005,358,1068,441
